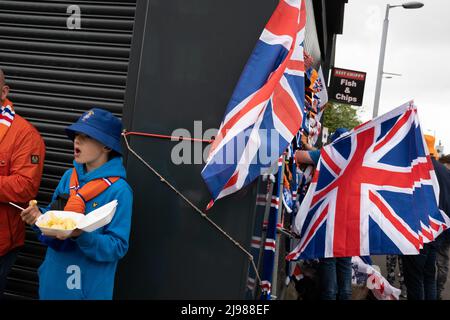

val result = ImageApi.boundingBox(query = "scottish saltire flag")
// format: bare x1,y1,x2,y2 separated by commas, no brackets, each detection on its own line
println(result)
287,101,450,260
202,0,306,206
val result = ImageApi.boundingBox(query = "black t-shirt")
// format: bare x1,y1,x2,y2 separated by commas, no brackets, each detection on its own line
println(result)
432,158,450,216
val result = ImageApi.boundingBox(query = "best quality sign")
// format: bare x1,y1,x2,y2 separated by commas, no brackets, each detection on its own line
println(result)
328,67,366,106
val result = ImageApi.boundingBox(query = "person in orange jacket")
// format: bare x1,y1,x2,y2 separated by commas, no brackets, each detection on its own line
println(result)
0,69,46,298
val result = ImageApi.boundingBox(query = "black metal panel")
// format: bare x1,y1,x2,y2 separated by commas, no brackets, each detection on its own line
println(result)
313,0,349,77
116,0,279,299
0,0,136,299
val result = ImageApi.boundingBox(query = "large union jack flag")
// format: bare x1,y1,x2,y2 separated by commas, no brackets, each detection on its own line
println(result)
287,101,450,260
201,0,306,205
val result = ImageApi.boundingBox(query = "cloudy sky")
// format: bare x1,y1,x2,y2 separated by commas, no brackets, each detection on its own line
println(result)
334,0,450,153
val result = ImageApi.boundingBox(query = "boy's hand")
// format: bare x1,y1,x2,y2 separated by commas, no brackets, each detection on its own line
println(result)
20,205,42,225
56,229,83,240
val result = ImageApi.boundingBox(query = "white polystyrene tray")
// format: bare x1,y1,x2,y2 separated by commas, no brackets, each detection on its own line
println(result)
36,200,118,237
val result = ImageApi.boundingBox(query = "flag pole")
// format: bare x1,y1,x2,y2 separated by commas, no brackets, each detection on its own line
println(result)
246,175,274,299
269,153,286,299
254,176,275,299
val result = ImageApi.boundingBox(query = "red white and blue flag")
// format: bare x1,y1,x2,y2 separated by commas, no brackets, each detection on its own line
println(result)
202,0,306,205
287,101,450,260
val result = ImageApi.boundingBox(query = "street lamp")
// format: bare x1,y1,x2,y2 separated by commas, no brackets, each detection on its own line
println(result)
372,2,424,118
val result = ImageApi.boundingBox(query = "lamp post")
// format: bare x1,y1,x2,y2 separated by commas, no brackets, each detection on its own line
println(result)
383,71,402,79
372,2,424,118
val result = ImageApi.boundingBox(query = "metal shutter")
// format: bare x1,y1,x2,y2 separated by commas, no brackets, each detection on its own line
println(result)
0,0,136,300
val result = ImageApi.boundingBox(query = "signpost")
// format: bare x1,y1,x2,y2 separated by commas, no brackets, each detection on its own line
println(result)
328,67,366,106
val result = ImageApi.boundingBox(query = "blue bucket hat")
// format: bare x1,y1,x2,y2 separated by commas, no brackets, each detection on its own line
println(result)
66,108,123,155
330,127,349,143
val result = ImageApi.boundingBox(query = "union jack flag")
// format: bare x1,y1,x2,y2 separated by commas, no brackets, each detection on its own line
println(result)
202,0,306,206
287,101,450,260
313,78,323,93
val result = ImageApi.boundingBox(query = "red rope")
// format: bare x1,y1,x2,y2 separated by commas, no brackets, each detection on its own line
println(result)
123,131,214,143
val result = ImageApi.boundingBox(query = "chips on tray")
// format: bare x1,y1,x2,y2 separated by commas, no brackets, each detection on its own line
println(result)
38,212,77,230
36,200,118,236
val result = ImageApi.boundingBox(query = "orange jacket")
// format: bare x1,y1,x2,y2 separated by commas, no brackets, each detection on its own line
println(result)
0,113,45,256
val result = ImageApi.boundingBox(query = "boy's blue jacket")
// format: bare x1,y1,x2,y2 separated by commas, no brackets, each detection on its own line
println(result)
36,157,133,300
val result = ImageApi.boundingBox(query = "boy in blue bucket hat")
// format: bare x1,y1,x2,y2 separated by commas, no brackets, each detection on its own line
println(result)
21,108,133,300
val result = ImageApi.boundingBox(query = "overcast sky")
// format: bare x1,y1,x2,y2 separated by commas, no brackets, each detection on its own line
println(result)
334,0,450,153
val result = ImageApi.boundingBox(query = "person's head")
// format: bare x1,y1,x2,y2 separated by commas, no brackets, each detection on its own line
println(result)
66,108,122,171
424,134,437,159
329,128,349,144
0,69,10,104
439,154,450,170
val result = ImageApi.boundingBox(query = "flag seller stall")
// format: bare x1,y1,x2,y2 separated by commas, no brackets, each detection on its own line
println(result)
114,0,446,301
115,0,349,299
